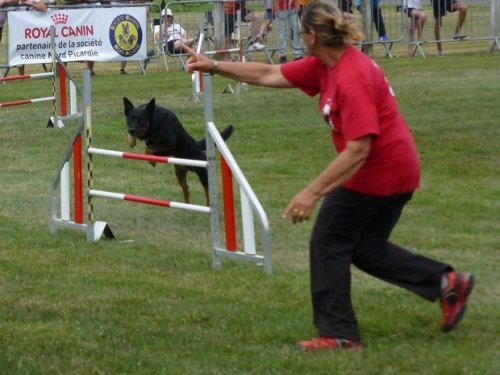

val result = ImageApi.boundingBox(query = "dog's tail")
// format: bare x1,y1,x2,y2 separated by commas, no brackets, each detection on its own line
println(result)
198,124,234,151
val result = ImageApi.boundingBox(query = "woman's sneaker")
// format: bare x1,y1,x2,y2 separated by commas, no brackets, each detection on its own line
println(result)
440,272,474,333
296,337,363,351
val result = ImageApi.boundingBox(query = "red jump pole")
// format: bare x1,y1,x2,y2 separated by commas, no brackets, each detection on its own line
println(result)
73,134,83,224
0,99,33,107
221,156,237,251
0,96,55,107
0,72,53,82
58,64,67,117
0,75,32,82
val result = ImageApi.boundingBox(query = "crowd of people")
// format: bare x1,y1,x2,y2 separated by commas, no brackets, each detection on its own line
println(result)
0,0,472,75
190,0,470,60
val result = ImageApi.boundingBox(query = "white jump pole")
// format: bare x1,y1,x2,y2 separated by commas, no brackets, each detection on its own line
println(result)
87,147,208,168
191,33,205,102
88,189,211,214
60,163,70,221
70,80,77,115
240,188,256,255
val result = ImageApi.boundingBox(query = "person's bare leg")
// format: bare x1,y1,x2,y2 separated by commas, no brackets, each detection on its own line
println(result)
246,11,263,43
415,10,427,40
453,2,467,35
119,61,127,73
434,16,443,54
408,17,415,56
87,61,95,74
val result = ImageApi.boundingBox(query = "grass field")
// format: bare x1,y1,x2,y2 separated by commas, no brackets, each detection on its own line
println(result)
1,49,499,374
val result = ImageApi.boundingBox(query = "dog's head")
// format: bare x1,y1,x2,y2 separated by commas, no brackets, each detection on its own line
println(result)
123,97,156,147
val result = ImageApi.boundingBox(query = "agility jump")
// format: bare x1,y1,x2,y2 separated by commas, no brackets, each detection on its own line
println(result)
50,69,272,274
0,28,82,128
0,70,58,126
87,147,211,214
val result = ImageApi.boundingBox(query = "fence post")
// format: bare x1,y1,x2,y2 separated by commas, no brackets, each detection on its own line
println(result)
361,0,373,55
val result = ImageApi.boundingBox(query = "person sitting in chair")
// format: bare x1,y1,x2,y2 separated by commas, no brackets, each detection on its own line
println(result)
154,8,195,54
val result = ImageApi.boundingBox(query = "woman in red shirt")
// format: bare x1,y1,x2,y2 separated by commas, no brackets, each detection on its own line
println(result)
183,0,473,351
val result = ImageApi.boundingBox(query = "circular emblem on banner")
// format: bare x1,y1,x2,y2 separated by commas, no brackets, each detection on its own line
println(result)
109,14,143,57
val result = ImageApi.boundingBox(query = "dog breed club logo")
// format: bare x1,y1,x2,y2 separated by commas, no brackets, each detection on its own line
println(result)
109,14,143,57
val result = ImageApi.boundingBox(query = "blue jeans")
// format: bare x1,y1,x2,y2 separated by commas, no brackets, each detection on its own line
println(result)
276,9,303,58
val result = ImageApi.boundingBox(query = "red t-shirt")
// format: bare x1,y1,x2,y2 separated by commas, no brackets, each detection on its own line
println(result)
275,0,298,10
224,1,247,15
281,46,420,196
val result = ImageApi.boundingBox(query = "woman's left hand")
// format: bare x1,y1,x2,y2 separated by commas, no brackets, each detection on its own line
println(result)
282,188,319,224
181,45,215,74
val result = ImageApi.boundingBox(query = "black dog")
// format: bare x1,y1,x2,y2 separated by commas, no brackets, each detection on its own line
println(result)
123,97,234,205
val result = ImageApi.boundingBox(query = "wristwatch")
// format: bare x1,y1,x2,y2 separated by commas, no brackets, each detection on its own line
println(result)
210,60,219,75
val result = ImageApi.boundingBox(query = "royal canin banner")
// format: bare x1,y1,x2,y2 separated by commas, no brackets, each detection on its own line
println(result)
8,7,147,65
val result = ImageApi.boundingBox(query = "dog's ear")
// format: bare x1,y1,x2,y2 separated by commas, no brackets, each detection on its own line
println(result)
146,98,156,118
123,97,134,117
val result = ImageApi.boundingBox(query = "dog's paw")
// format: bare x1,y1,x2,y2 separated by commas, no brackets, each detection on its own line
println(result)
149,161,157,168
127,134,137,148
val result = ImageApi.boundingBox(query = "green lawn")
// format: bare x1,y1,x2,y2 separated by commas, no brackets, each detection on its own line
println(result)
0,50,499,374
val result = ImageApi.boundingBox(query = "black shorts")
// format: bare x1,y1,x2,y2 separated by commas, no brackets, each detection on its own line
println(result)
404,7,417,17
163,40,180,54
432,0,457,18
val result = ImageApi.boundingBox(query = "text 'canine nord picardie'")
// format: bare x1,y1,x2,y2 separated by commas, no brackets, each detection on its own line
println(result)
123,97,234,206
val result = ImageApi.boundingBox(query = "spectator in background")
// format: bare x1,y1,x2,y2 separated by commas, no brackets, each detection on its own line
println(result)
0,0,19,43
431,0,468,56
245,9,267,51
275,0,304,64
86,61,96,75
298,0,311,18
223,0,266,57
356,0,389,41
154,8,195,54
0,11,4,44
111,0,130,74
256,0,273,45
80,0,100,75
223,0,242,56
17,0,48,75
404,0,427,56
262,0,274,38
338,0,356,20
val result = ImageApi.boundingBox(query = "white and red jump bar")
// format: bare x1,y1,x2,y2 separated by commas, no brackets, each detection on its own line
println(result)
88,147,208,168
